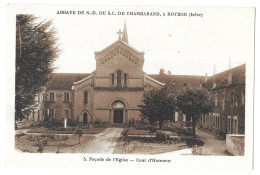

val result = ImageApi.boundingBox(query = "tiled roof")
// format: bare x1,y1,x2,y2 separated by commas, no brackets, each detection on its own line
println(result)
148,74,205,88
46,73,91,90
45,64,245,91
205,64,245,89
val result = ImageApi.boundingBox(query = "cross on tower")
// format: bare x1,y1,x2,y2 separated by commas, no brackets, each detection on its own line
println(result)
117,29,123,40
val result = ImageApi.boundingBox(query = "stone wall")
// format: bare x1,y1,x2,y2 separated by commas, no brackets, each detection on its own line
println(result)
226,134,244,156
73,77,94,123
44,90,73,120
95,41,144,88
93,90,143,124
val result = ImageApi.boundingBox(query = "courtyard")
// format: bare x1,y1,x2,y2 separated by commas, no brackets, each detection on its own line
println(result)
15,126,229,155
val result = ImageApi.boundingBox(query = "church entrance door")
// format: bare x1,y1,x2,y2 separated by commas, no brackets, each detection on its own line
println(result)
112,101,125,124
83,112,88,125
114,109,123,123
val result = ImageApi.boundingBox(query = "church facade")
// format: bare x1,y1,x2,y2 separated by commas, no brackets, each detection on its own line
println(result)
28,23,245,136
31,24,165,125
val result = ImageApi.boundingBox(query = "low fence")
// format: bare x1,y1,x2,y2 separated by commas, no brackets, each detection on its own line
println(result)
226,134,244,156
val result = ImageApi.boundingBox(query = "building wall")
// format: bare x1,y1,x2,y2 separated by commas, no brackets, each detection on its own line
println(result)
43,89,73,121
27,92,44,121
73,77,94,123
199,84,245,135
93,90,144,123
95,42,144,88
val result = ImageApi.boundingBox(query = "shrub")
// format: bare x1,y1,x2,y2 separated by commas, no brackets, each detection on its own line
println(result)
67,118,77,127
39,134,55,141
135,124,156,133
162,125,177,132
61,135,68,141
94,118,101,126
156,130,170,141
42,140,48,146
48,134,55,140
15,133,26,138
75,129,83,144
121,128,129,141
51,127,63,131
43,118,63,128
185,138,204,148
30,122,44,128
34,136,49,153
175,127,192,136
218,130,226,138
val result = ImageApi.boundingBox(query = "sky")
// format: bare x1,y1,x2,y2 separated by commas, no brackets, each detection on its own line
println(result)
14,5,254,76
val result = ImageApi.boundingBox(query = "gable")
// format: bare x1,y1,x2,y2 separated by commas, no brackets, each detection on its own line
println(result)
73,74,93,92
95,40,144,67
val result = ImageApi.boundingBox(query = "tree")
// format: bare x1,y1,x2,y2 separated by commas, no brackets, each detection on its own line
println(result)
15,14,59,121
138,87,176,129
159,68,166,76
76,129,83,144
176,88,214,137
158,68,172,86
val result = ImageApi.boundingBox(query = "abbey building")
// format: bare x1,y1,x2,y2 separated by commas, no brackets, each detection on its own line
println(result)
29,23,245,136
31,23,165,125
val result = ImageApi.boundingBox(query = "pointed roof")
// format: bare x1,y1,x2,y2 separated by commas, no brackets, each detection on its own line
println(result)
122,22,128,44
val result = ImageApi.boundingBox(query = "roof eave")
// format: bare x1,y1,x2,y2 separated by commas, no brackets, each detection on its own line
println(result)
73,74,93,85
145,75,165,86
94,40,144,55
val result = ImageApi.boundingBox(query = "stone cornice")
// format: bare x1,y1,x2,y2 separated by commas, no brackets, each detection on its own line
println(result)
94,87,144,92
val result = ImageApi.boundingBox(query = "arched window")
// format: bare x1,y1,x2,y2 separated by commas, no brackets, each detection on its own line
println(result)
123,73,128,86
84,91,88,103
110,73,115,86
117,70,122,86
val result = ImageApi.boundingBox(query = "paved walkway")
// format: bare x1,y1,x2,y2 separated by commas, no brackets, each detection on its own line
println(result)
194,128,229,155
160,128,229,156
85,128,123,154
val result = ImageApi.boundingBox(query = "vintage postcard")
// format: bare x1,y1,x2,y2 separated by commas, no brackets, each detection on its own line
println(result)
6,4,255,169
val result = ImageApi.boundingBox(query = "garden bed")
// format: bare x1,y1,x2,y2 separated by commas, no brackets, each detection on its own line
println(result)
15,134,96,153
127,127,156,136
126,127,181,136
27,127,105,135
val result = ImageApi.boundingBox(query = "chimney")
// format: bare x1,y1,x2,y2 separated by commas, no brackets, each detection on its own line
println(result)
228,72,232,84
229,57,231,69
214,64,216,75
205,73,208,82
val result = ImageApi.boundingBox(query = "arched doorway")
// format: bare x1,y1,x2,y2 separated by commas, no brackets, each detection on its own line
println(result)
82,111,88,125
112,101,125,123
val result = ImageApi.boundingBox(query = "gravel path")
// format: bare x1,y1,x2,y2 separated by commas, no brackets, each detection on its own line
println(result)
85,128,123,154
195,128,230,155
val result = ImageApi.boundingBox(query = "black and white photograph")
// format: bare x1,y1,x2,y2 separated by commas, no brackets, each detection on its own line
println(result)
4,3,255,170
